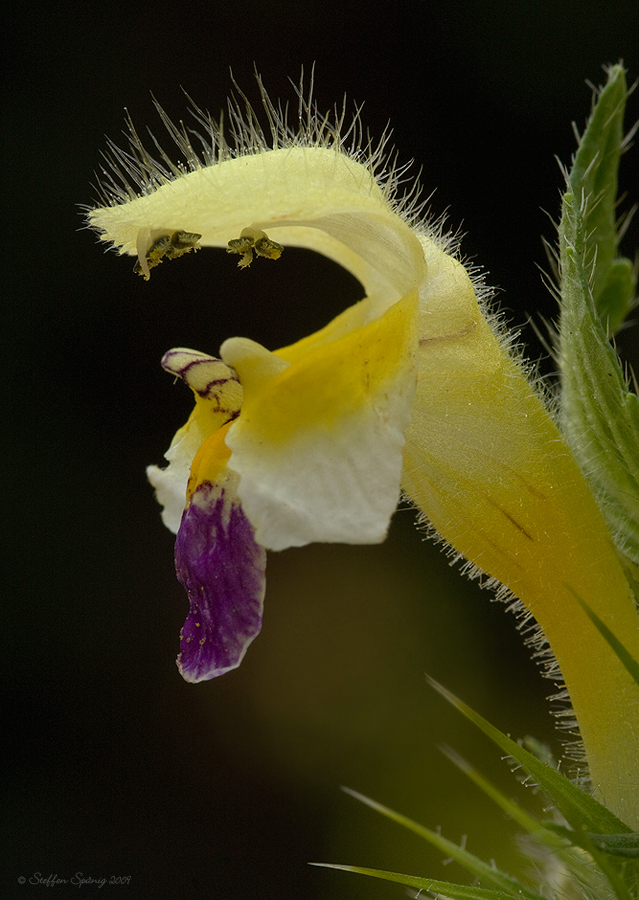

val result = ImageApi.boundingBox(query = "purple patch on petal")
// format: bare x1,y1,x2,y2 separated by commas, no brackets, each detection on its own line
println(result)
174,479,267,682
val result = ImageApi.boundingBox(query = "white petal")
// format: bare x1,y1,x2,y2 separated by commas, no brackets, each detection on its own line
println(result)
223,290,419,551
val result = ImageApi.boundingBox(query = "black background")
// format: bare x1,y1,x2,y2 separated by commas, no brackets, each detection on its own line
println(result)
4,2,639,899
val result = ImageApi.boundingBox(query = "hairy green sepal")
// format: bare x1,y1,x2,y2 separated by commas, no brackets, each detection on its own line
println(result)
428,679,632,836
558,64,639,565
568,65,635,323
321,684,637,900
336,787,546,900
428,680,636,900
318,864,534,900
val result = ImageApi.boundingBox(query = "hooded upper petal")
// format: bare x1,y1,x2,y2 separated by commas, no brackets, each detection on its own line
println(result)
89,144,427,314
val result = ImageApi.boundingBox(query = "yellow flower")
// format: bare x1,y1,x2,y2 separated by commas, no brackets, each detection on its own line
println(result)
88,81,639,826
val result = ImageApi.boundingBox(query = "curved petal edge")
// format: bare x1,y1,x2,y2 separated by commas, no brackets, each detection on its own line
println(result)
174,474,267,682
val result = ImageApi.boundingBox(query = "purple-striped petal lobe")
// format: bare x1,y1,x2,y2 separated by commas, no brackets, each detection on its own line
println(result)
174,474,266,682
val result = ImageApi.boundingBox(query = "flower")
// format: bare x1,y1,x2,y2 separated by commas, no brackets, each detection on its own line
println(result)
89,84,428,681
88,77,639,826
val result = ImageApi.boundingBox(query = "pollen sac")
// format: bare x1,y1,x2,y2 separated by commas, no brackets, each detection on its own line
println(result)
254,235,284,261
134,229,202,279
226,228,284,268
226,236,255,269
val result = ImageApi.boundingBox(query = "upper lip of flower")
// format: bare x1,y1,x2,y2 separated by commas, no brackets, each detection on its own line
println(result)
88,81,435,546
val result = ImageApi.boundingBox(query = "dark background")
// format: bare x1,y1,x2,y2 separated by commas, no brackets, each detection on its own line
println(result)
4,2,639,898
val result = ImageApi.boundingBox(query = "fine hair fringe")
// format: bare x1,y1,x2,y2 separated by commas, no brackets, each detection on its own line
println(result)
90,68,431,233
411,504,589,788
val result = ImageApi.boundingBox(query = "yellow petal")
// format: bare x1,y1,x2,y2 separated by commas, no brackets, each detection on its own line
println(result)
221,288,419,550
402,234,639,827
